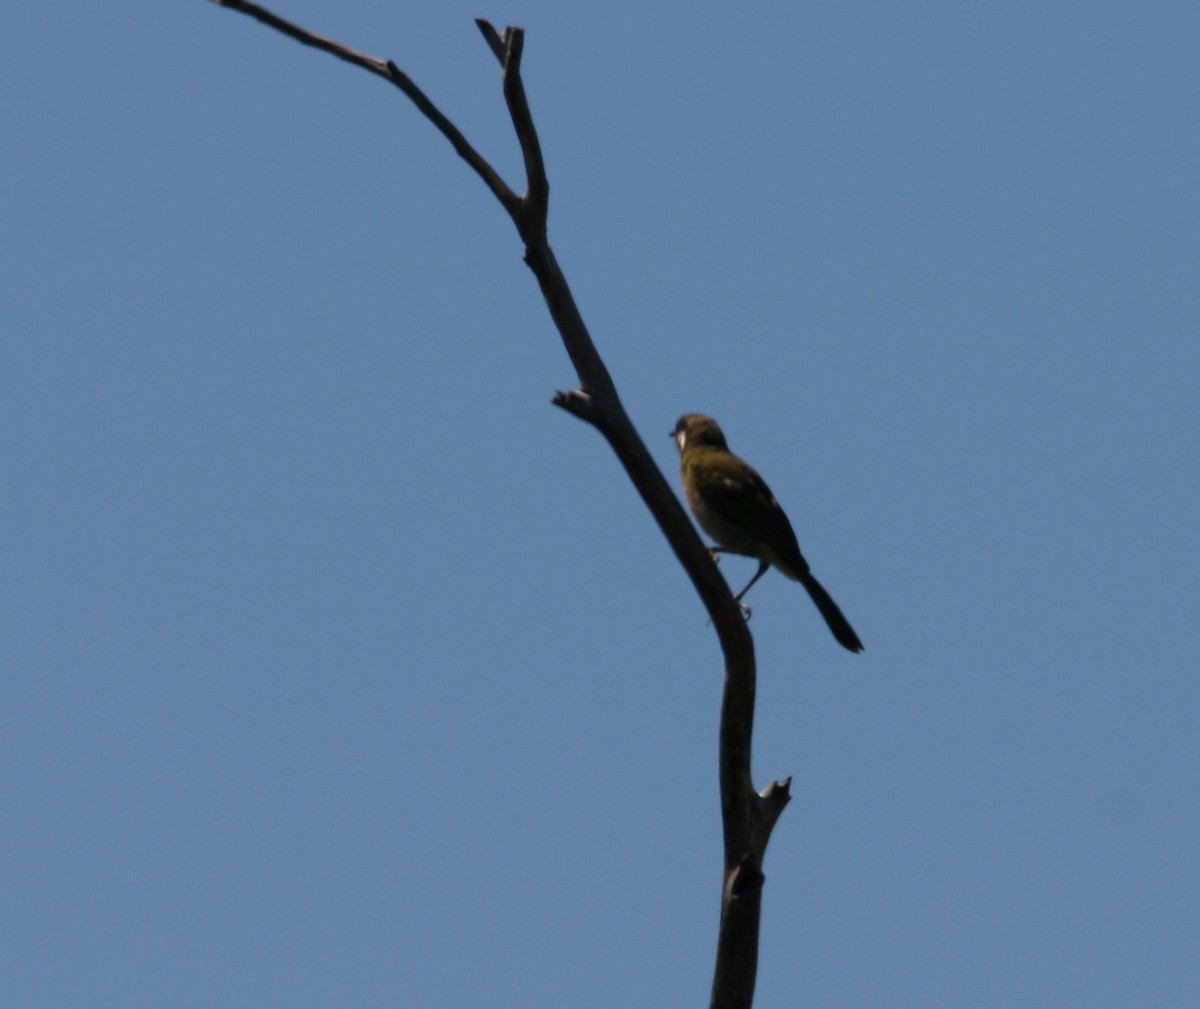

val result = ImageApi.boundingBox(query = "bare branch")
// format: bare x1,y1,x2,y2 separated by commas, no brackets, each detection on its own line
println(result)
494,28,550,234
209,1,519,216
209,7,789,1007
211,0,388,73
382,59,522,219
472,21,549,241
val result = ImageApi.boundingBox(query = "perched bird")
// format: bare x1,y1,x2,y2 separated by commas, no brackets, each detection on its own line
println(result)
672,413,863,653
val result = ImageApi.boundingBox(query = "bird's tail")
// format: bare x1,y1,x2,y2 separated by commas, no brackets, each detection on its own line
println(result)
798,572,864,653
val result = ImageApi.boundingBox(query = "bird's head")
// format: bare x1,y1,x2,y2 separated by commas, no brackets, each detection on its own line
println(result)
672,413,729,455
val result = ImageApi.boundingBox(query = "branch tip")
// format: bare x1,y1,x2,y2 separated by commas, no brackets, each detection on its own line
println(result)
475,19,506,65
550,389,597,423
760,776,792,801
504,27,526,68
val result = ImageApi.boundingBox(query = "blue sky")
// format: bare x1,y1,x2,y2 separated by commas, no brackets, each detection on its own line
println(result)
3,2,1198,1006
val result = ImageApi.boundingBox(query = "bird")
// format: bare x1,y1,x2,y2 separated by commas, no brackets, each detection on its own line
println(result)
672,413,863,653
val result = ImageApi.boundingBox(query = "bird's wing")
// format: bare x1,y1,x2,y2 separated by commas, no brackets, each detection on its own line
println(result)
694,456,810,576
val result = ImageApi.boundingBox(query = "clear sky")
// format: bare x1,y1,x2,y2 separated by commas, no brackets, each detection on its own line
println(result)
4,2,1198,1007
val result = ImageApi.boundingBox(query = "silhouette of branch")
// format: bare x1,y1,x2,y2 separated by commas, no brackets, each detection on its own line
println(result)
208,5,789,1006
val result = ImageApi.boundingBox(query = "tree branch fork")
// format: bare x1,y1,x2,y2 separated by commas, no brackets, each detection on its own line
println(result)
209,4,789,1006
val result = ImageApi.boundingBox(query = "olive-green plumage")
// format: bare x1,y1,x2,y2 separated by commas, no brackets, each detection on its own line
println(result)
672,413,863,653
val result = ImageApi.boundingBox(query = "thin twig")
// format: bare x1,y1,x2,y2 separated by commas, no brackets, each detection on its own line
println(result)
473,21,548,241
498,29,550,234
473,18,507,64
209,0,519,217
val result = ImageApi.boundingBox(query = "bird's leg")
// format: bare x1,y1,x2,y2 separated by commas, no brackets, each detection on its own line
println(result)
705,547,749,618
733,560,770,605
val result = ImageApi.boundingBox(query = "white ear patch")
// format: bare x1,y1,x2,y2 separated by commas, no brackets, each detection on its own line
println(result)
675,430,688,452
